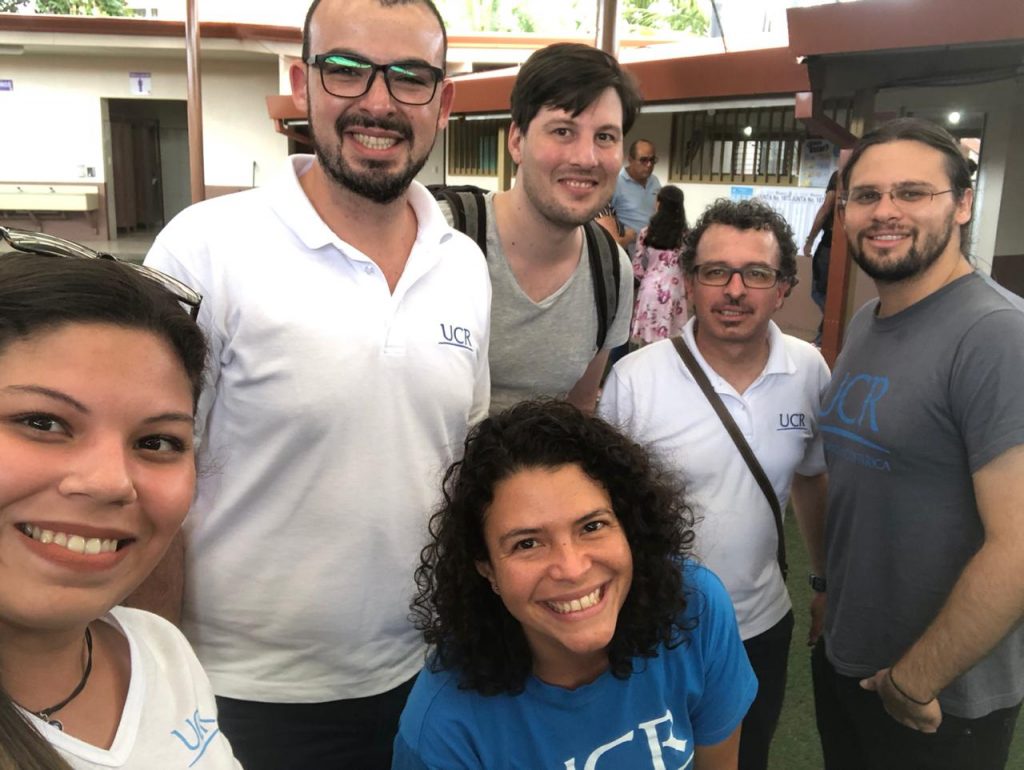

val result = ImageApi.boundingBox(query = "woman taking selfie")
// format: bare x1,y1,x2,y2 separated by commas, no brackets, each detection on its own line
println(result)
0,228,239,769
395,399,756,769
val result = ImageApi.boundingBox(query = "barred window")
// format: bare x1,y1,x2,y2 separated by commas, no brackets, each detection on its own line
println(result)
670,101,852,186
447,117,509,176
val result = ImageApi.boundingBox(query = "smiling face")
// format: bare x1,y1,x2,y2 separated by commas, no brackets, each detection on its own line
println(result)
0,323,195,634
685,224,787,350
476,464,633,688
290,0,453,204
841,140,972,283
509,87,624,229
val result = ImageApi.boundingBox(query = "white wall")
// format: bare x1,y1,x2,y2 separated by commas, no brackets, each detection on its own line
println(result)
0,53,288,188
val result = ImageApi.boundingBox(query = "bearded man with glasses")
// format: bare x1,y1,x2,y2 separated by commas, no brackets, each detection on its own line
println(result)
813,117,1024,770
137,0,492,767
600,197,831,770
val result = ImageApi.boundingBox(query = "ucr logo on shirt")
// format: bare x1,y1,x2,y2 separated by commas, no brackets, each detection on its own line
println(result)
778,412,807,431
820,372,888,433
171,708,221,767
562,709,690,770
439,323,473,351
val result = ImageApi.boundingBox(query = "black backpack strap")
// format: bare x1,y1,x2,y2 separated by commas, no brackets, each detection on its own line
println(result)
430,185,489,255
582,220,621,349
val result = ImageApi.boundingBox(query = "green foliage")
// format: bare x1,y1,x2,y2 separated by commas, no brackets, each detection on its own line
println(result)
435,0,706,36
622,0,708,36
0,0,29,12
33,0,129,15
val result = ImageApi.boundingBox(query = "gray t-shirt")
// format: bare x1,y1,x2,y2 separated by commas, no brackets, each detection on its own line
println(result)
441,193,632,414
820,272,1024,719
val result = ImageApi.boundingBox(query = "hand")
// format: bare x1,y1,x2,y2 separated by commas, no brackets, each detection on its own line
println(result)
802,240,814,258
860,667,942,733
807,591,826,646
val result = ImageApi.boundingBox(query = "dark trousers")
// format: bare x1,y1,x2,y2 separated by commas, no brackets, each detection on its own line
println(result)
812,640,1021,770
216,675,416,770
740,610,794,770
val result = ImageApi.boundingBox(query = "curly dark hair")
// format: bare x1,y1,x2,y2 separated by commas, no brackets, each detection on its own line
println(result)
410,399,696,696
681,197,798,284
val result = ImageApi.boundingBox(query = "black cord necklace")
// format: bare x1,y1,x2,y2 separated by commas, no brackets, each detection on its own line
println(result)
27,627,94,732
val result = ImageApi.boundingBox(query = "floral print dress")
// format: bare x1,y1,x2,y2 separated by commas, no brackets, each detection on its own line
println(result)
631,227,688,343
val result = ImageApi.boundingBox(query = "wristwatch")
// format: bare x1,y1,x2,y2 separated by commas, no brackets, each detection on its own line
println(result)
808,574,827,593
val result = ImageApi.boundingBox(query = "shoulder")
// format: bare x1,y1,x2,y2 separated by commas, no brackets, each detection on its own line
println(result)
779,331,830,375
681,561,732,620
610,338,681,382
108,606,199,662
398,664,493,766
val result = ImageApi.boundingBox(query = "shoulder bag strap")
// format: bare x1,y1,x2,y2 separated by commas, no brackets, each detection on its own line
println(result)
671,336,788,581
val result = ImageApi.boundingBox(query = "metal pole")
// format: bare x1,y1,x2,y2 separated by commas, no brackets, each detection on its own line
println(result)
185,0,206,203
595,0,618,56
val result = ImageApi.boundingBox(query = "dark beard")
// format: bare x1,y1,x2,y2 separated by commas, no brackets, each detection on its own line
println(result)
850,213,955,284
312,114,429,204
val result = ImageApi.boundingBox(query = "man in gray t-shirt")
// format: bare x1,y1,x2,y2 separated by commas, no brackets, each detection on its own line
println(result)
440,43,637,414
815,117,1024,770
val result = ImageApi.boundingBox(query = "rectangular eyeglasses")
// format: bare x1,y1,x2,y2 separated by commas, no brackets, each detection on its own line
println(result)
693,263,792,290
307,52,444,106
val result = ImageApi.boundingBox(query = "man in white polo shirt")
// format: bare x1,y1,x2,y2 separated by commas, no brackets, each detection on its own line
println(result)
599,198,829,770
138,0,490,768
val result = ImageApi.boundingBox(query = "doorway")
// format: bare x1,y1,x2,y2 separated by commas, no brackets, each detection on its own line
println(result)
104,98,189,234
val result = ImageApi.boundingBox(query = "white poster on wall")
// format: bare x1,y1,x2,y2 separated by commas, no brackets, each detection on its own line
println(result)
799,139,838,188
129,72,152,95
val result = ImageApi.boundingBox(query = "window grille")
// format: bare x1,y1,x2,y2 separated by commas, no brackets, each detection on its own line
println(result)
447,117,508,176
670,101,852,186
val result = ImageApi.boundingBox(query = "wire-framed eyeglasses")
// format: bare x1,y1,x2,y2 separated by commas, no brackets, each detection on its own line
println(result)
0,225,202,319
692,263,792,290
840,186,955,212
306,52,445,106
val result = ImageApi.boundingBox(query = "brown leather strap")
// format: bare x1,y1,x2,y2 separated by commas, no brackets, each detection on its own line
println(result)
672,336,788,581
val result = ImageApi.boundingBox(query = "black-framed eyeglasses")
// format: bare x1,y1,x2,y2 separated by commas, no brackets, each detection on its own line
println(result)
635,155,658,165
0,225,202,319
839,186,955,211
306,52,444,106
692,263,792,290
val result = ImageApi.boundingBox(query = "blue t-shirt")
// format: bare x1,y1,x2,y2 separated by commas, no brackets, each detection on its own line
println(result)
393,564,756,770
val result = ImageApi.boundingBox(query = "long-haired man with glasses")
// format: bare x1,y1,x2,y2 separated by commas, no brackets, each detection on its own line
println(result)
600,198,830,770
138,0,491,768
814,117,1024,769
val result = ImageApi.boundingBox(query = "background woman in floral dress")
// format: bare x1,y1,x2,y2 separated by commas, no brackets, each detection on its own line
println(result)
631,185,689,343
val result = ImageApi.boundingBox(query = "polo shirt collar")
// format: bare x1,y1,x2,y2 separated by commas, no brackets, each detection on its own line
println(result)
679,317,795,388
267,155,456,254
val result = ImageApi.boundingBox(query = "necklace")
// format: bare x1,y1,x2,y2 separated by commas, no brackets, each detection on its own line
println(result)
27,627,94,732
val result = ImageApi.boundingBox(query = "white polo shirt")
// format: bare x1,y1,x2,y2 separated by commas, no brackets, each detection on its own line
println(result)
145,156,491,702
598,319,828,639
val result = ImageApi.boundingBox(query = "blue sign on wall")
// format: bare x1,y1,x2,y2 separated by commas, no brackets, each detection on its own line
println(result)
730,186,754,200
0,80,13,92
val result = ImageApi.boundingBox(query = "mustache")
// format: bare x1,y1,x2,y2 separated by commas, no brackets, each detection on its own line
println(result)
335,114,413,141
